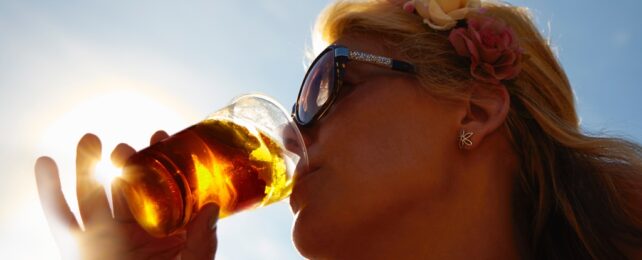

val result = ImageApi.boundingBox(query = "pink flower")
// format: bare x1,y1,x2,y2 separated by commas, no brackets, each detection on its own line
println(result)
402,1,416,13
448,15,523,84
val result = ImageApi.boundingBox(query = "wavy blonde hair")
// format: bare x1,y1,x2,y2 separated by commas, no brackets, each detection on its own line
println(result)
313,0,642,258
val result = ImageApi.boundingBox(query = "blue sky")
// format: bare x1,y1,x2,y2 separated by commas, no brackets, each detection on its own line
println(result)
0,0,640,259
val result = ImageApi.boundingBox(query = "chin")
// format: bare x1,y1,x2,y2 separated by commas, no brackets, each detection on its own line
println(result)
292,207,339,259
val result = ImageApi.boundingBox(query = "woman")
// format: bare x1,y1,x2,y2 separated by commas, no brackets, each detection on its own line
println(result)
35,0,642,259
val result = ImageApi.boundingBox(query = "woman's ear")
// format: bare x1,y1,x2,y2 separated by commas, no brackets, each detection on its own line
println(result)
458,83,510,149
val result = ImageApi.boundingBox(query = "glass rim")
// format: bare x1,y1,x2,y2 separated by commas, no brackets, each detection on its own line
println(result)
227,93,309,170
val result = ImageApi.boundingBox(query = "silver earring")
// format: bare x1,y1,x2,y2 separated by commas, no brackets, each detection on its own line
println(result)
458,129,474,149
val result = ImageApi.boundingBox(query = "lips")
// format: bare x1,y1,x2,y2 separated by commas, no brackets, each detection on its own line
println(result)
290,160,321,214
293,160,319,184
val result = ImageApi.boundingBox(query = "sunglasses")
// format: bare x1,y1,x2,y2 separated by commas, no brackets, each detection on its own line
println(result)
293,44,416,126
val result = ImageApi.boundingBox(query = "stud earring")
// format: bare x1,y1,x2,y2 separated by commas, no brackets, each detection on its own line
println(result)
458,129,474,149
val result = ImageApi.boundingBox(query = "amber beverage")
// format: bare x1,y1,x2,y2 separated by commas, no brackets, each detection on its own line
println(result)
118,94,308,237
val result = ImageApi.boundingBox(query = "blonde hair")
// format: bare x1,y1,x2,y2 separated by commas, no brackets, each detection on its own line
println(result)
314,0,642,258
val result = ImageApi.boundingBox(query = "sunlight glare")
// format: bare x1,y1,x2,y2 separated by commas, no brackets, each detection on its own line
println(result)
36,89,196,257
94,159,122,188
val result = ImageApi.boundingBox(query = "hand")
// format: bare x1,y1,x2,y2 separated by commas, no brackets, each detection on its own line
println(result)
35,131,219,260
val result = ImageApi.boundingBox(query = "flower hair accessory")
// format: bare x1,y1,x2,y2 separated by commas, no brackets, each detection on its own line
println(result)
448,14,523,84
403,0,481,30
396,0,524,84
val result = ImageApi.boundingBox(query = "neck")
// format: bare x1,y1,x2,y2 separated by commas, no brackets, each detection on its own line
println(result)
340,195,522,259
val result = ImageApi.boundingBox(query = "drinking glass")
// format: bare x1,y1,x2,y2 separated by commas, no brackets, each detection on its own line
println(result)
119,94,308,237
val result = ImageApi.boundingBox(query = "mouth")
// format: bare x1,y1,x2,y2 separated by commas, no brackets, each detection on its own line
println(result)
290,162,321,213
292,160,320,184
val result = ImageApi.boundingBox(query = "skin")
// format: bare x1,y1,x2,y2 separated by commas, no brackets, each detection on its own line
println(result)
35,131,219,260
290,35,523,259
36,35,524,259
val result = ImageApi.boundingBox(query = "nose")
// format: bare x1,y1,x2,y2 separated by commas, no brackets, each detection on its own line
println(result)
282,123,312,153
298,128,313,147
289,105,315,148
279,120,312,171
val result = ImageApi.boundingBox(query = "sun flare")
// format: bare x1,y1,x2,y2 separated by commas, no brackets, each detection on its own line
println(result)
35,89,196,250
94,159,122,188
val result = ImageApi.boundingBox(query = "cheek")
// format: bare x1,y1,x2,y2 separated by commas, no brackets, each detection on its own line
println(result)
317,83,458,212
341,104,455,205
293,85,460,254
328,84,455,180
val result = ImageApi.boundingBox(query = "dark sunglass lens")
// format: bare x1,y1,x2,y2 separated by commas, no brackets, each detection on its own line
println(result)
297,50,335,124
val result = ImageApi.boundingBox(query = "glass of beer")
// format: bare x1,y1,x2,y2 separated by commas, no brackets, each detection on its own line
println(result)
118,94,308,237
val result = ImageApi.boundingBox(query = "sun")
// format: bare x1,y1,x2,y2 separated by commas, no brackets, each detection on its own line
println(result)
37,89,195,223
94,159,122,189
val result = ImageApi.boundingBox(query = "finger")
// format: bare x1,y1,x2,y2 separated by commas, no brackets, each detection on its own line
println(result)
35,156,80,232
150,130,169,145
76,133,112,228
111,178,135,221
183,203,219,260
148,246,183,260
125,234,185,260
111,143,136,168
110,143,136,221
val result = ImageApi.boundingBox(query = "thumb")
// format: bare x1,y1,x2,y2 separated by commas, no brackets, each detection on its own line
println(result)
183,203,219,259
189,203,219,233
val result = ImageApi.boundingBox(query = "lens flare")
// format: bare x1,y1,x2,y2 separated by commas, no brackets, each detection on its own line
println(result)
94,159,122,188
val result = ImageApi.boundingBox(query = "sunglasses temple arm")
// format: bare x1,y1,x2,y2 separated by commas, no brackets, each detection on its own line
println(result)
392,60,416,73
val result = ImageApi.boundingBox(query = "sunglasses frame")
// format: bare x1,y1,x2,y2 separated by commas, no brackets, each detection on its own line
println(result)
293,44,416,126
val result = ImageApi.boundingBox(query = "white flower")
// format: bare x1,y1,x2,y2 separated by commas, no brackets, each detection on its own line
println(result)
413,0,481,30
